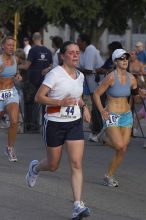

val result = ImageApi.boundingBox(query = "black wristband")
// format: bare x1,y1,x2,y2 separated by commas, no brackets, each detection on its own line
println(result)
131,87,139,96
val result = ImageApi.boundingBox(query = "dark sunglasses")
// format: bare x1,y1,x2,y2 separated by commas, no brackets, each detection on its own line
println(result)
117,55,129,61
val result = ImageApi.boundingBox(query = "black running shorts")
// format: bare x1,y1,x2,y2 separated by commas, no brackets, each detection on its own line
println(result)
43,118,84,147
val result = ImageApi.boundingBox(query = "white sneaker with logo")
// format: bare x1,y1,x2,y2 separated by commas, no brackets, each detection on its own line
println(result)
72,201,90,220
26,160,39,187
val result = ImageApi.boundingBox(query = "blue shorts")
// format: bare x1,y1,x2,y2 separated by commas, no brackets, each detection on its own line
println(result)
104,111,133,128
0,87,19,112
43,118,84,147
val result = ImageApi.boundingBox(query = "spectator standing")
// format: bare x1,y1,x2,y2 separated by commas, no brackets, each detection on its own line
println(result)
18,32,53,131
77,33,104,142
135,41,146,67
50,35,63,67
129,50,145,87
23,37,31,58
128,50,146,138
96,41,123,78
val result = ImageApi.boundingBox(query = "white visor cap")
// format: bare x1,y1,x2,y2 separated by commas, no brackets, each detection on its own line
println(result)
112,49,130,62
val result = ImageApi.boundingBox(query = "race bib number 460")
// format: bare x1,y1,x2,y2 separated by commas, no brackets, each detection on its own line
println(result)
106,114,120,127
0,89,13,100
60,105,80,119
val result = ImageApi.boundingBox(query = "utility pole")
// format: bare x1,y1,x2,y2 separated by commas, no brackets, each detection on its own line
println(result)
14,11,20,51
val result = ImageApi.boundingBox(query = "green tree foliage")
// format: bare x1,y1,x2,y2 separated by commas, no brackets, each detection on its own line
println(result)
0,0,48,45
1,0,146,39
35,0,146,36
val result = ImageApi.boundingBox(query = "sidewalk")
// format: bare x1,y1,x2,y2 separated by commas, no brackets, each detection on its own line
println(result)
0,128,146,220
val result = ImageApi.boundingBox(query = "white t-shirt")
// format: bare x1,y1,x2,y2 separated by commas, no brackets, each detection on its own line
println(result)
79,44,104,93
82,45,104,71
43,65,84,122
24,44,31,58
52,49,60,68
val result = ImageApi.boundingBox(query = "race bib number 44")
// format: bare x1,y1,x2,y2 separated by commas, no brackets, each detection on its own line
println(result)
0,89,13,101
106,114,120,127
60,105,80,119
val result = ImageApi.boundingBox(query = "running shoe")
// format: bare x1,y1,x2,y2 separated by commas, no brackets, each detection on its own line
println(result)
88,133,98,142
4,147,18,162
26,160,39,187
103,174,119,187
72,201,90,220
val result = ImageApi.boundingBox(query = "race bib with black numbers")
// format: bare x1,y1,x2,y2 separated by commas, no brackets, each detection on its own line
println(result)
106,114,120,127
0,89,13,100
60,105,80,119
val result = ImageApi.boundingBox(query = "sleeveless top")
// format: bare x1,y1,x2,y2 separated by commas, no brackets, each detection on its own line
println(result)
107,70,131,98
0,56,17,78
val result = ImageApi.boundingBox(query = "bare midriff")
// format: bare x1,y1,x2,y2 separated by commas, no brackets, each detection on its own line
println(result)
106,96,130,113
0,77,14,90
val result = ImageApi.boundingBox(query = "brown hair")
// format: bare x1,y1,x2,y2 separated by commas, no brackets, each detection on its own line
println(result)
60,41,78,54
1,36,15,45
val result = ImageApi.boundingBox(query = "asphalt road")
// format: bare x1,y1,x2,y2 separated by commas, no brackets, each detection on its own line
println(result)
0,129,146,220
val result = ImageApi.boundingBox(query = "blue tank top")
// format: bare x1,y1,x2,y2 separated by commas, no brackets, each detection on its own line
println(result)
0,56,17,78
107,70,131,98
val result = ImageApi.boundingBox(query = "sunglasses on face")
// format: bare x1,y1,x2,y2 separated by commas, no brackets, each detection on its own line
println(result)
117,55,129,61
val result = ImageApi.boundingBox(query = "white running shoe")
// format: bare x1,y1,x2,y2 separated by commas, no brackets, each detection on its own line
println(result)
88,133,98,142
72,201,90,220
103,174,119,187
26,160,39,187
4,147,18,162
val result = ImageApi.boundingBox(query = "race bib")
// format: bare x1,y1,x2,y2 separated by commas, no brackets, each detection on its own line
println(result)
60,105,80,119
0,89,13,101
106,114,120,127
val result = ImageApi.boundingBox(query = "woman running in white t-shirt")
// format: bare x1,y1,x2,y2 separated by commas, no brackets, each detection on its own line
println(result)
26,41,91,220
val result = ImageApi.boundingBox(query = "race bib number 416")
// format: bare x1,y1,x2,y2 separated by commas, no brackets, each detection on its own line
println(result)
60,105,80,119
0,89,13,100
106,114,120,127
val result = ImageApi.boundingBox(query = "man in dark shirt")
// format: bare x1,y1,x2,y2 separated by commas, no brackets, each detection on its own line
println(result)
27,32,52,90
19,32,53,132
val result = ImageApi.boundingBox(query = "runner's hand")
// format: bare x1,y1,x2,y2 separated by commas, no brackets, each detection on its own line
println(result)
15,73,22,81
61,96,77,106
